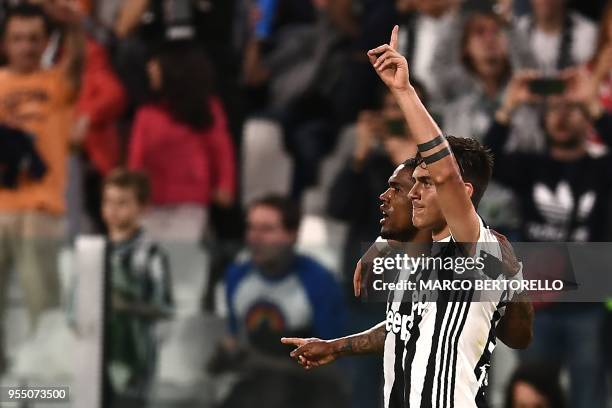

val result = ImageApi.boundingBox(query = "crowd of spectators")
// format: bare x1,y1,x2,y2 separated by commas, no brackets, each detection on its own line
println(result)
0,0,611,407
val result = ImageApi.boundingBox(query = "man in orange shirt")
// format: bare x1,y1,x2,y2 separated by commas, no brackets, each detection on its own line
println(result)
0,2,83,369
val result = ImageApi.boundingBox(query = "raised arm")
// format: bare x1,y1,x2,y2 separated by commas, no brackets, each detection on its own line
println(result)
61,24,85,93
49,1,86,95
281,322,386,370
368,26,479,242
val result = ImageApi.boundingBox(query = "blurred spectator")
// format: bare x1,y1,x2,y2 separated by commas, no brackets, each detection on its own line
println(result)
328,0,398,123
484,69,612,241
443,12,543,236
101,169,174,408
0,3,83,369
511,0,597,74
225,194,345,355
589,0,612,112
504,363,566,408
111,0,204,108
128,42,236,242
241,0,354,197
210,194,347,407
442,12,512,122
396,0,462,102
483,69,611,408
328,87,417,286
73,38,126,232
111,0,239,111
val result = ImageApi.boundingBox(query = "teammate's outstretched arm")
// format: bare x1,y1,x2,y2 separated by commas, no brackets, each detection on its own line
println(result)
368,26,480,242
281,322,386,370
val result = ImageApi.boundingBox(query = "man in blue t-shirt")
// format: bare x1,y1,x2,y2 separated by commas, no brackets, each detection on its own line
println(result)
225,194,345,356
210,194,348,408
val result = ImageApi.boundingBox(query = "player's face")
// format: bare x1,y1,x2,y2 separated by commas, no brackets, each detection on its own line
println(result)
3,16,48,73
545,97,589,148
246,205,296,266
379,165,418,240
408,164,446,232
102,186,143,232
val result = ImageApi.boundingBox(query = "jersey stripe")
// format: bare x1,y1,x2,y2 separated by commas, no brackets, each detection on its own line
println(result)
420,294,450,408
449,289,474,407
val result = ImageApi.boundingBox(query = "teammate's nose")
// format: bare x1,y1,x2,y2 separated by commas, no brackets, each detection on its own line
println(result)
408,183,419,200
380,188,391,202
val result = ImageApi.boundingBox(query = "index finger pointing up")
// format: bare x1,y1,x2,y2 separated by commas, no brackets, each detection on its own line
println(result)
390,25,399,50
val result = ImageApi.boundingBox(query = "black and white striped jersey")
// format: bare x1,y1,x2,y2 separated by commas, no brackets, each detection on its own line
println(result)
382,217,508,408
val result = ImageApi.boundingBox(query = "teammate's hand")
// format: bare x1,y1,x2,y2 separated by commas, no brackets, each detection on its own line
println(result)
281,337,338,370
491,230,520,277
368,26,411,92
353,260,363,297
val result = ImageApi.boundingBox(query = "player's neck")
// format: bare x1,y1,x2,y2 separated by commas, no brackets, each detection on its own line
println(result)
432,224,451,242
410,228,433,244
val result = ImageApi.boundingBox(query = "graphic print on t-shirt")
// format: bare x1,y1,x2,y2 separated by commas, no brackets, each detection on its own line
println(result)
529,181,596,241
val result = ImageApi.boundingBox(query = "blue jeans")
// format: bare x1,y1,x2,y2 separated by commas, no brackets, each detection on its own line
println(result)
520,304,607,408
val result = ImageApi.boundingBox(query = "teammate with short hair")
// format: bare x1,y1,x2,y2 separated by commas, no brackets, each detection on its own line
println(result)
283,27,534,407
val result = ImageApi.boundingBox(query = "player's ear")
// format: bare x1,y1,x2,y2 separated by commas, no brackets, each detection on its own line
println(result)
464,182,474,199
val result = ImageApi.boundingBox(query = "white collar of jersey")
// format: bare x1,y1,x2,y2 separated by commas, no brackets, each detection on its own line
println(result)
433,215,486,243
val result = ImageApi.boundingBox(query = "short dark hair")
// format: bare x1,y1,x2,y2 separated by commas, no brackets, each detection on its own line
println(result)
401,157,420,170
104,169,151,205
415,136,493,207
1,4,51,37
249,194,301,232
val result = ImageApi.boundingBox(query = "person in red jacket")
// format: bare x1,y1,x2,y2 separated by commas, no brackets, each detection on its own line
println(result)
128,41,236,242
72,38,127,232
